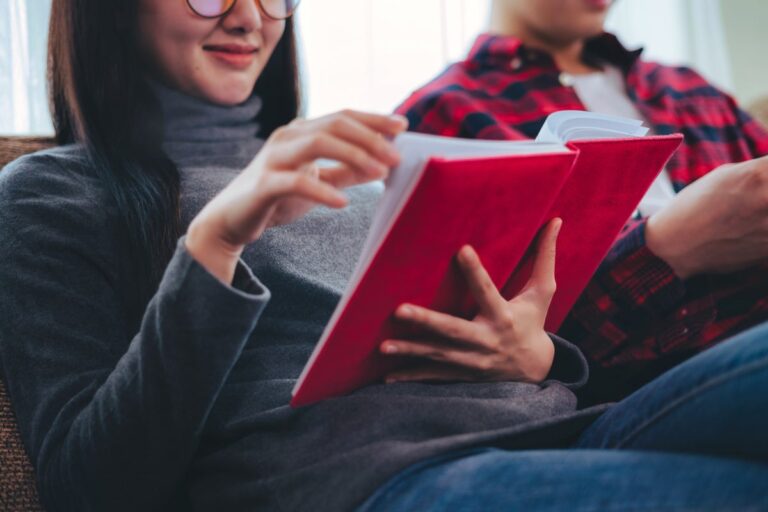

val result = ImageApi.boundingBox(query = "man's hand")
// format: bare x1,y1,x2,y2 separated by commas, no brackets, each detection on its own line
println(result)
646,156,768,279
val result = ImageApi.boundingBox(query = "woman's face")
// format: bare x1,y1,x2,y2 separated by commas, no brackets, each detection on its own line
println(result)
137,0,286,106
506,0,613,45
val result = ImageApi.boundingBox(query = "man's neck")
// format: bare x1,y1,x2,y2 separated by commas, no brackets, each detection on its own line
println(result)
489,7,601,75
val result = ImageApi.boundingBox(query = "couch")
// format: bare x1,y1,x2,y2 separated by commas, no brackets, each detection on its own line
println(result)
0,135,56,511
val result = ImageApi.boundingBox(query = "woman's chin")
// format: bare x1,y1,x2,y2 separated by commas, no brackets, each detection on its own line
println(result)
209,90,256,107
196,80,258,107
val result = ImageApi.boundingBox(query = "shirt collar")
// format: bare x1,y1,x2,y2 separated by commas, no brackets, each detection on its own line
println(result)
466,32,643,73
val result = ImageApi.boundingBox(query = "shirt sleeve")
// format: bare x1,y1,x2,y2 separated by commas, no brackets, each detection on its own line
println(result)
560,67,768,364
559,217,721,364
0,154,270,511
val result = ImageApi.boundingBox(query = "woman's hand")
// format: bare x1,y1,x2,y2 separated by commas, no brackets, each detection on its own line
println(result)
381,219,562,385
186,110,408,284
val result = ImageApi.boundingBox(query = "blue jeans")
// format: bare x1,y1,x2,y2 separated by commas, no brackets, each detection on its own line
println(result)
358,322,768,511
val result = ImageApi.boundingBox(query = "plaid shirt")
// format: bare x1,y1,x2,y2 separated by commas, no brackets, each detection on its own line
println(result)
396,33,768,401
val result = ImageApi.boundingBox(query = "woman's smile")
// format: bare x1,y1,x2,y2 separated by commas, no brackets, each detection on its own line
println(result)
203,43,261,70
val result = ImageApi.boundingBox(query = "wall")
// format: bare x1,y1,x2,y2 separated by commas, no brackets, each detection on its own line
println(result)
719,0,768,106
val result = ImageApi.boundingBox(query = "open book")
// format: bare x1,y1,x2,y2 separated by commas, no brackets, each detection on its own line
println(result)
291,111,682,407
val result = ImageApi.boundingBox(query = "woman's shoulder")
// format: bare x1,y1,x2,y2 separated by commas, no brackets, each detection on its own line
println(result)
2,143,94,189
0,144,113,217
0,144,119,242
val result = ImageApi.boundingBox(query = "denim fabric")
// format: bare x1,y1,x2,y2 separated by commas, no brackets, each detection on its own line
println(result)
576,320,768,458
359,321,768,511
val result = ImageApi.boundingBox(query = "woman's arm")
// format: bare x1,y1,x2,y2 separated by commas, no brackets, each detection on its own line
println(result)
0,154,270,511
0,112,407,511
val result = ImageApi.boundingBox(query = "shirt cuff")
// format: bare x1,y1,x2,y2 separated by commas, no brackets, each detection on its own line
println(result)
601,220,688,317
160,237,271,327
543,334,589,390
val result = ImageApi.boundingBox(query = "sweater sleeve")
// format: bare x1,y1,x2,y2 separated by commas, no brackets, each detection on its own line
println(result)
0,152,269,511
543,334,590,391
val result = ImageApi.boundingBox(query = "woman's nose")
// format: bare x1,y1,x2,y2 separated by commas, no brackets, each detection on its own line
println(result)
221,0,264,34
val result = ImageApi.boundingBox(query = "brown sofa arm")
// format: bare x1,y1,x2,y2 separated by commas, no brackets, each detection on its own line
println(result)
0,136,52,511
0,379,43,511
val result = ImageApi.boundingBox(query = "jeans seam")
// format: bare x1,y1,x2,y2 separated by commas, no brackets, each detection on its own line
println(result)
612,354,768,449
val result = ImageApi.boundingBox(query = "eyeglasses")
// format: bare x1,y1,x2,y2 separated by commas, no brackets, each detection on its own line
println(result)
187,0,300,20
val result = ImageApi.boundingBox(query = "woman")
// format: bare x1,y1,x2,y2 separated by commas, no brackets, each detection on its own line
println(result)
0,0,766,511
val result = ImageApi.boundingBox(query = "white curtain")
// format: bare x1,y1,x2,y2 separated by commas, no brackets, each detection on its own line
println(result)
0,0,734,135
0,0,52,134
606,0,733,92
296,0,491,118
299,0,734,118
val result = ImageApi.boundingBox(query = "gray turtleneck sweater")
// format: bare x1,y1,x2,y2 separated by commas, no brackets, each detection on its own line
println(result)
0,85,607,512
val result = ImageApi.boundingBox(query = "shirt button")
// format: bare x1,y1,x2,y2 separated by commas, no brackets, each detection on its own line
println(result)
559,72,575,87
510,57,523,70
680,308,689,316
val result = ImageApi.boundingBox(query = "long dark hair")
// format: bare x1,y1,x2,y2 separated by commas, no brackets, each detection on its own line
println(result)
48,0,300,322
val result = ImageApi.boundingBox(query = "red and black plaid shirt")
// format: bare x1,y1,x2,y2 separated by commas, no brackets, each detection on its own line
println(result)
396,33,768,401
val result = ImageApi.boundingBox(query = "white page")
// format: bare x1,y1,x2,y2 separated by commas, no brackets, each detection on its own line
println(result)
536,111,647,143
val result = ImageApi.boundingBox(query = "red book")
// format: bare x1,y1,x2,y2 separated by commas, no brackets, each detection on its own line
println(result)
292,112,683,407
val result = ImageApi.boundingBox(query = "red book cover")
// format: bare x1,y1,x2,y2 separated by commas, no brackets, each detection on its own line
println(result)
500,136,685,331
292,120,682,407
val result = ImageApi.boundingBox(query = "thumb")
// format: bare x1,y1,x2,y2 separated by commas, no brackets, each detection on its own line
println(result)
521,218,561,304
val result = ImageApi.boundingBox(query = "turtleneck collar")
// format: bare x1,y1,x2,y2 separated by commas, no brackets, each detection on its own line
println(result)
149,80,266,170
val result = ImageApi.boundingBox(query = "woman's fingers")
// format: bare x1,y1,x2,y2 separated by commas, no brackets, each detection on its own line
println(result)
270,130,390,179
456,245,507,316
393,303,487,347
319,112,403,167
342,110,409,138
266,171,348,209
268,111,405,180
519,218,561,304
380,339,494,373
317,164,358,188
383,363,478,384
318,163,386,189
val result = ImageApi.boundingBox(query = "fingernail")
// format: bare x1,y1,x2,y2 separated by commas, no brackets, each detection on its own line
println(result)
382,343,398,354
398,305,414,316
369,160,389,176
385,145,400,163
390,114,409,128
459,245,474,263
332,192,349,207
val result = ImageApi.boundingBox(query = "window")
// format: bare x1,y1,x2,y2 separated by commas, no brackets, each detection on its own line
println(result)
297,0,491,117
0,0,52,134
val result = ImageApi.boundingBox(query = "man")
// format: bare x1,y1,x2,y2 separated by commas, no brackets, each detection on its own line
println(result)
396,0,768,402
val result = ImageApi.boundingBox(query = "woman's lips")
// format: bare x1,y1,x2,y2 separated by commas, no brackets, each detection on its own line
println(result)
204,44,259,70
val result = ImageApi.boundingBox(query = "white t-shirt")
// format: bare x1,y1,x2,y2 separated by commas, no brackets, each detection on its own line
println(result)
562,67,676,217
